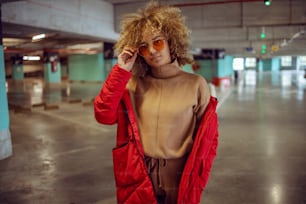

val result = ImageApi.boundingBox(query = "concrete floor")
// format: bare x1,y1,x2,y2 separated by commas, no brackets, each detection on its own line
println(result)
0,71,306,204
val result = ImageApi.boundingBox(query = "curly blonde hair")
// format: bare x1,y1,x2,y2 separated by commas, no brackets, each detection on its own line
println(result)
114,1,193,76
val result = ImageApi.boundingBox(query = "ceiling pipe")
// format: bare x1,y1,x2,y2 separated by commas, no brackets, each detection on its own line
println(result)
289,0,292,24
110,0,262,6
4,48,37,54
172,0,262,7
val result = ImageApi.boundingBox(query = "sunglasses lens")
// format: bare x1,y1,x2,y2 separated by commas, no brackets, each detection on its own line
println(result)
138,39,165,57
153,39,165,51
139,45,149,56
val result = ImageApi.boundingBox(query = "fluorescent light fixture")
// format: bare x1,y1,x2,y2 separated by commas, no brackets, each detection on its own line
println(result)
264,0,271,6
23,56,41,61
32,33,46,40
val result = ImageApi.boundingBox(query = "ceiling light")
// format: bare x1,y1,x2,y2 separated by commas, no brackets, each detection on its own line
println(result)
264,0,272,6
260,33,266,39
264,0,271,6
32,33,46,41
260,27,266,39
23,56,41,61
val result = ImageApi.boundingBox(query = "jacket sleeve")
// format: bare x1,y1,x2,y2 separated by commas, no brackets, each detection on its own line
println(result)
94,64,132,125
201,110,219,188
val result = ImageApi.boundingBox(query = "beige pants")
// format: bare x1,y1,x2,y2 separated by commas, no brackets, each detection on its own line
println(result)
145,155,188,204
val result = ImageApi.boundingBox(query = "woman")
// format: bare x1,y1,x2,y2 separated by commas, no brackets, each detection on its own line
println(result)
94,2,219,204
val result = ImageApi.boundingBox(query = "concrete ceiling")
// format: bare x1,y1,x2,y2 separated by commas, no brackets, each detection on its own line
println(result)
2,22,102,52
1,0,306,59
105,0,306,57
1,0,106,59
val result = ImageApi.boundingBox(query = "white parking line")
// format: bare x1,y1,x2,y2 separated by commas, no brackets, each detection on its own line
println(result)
216,88,233,112
54,145,96,157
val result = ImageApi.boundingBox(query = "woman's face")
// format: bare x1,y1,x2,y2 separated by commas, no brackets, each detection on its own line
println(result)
138,31,172,69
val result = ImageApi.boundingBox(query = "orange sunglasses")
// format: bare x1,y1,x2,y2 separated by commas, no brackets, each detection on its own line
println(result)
138,38,166,57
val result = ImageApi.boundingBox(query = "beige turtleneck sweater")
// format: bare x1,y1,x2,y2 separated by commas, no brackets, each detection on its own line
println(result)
127,61,210,159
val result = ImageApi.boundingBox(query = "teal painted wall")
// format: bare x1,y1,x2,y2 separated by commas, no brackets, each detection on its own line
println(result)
271,57,281,85
182,63,194,73
195,60,214,81
44,62,61,83
104,59,117,78
12,64,24,80
262,59,272,71
271,57,281,72
217,56,233,77
195,56,233,81
0,46,9,130
68,53,105,82
258,60,263,72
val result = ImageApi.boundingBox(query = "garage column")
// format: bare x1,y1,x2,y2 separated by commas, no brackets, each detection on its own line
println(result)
43,52,61,83
193,49,233,87
11,55,24,80
213,55,233,88
0,4,13,160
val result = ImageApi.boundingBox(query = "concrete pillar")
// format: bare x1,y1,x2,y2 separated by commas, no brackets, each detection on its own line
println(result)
213,56,233,88
271,57,280,85
43,62,61,83
258,60,263,72
194,51,233,88
43,53,61,83
0,4,13,160
12,56,24,80
220,56,233,81
271,57,280,72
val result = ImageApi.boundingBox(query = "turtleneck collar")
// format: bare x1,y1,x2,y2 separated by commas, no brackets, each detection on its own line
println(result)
150,60,181,79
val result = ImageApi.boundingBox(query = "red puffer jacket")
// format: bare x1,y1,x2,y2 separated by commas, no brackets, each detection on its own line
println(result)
94,64,219,204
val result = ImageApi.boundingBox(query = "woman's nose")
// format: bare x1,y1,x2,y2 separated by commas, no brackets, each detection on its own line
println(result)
148,44,157,55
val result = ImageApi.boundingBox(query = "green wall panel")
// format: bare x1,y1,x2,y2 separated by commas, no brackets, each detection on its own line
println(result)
104,59,117,78
68,53,105,82
217,56,233,77
262,59,272,71
271,58,280,72
182,64,194,73
195,60,214,81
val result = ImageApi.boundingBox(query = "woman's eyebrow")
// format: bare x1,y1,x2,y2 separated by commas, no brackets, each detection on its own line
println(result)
139,42,147,46
152,35,162,40
139,35,163,45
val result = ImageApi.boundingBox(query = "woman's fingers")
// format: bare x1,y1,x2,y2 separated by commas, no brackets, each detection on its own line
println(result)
120,48,137,60
118,47,138,71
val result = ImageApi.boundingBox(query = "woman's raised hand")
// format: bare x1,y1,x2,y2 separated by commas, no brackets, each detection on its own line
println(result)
117,47,138,71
